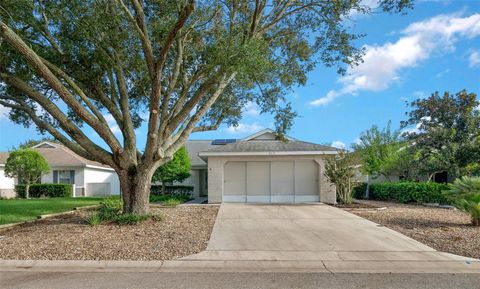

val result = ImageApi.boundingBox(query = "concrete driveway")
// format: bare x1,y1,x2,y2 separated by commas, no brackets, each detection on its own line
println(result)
181,203,478,272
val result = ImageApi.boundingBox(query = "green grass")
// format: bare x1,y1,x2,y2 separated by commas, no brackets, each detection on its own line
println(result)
0,197,114,225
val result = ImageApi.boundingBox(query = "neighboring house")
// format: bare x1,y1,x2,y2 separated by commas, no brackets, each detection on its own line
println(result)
0,142,120,198
183,129,338,204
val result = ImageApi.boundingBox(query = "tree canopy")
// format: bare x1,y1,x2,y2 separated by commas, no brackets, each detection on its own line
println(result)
4,148,50,198
352,121,405,181
0,0,413,214
401,90,480,179
152,146,190,191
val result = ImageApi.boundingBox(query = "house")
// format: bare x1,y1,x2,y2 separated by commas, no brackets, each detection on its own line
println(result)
183,129,338,204
0,142,120,198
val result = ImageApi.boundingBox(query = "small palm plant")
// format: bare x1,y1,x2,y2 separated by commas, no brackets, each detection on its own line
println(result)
445,177,480,226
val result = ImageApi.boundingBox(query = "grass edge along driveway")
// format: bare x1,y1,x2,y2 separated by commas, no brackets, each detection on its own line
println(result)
0,197,112,225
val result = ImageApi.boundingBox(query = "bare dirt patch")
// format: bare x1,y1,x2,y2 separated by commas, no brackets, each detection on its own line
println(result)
348,200,480,259
0,205,218,261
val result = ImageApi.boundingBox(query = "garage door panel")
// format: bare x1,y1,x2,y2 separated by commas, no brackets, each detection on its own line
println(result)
295,160,319,202
224,162,246,202
271,161,294,203
246,162,270,202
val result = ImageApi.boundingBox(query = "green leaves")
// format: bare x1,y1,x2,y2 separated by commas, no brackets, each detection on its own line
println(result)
400,90,480,179
324,150,358,204
445,177,480,226
4,148,50,184
353,121,404,179
152,146,191,184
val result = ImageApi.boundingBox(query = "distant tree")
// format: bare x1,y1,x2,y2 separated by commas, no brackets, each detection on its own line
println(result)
18,137,58,149
4,149,50,198
353,121,405,181
401,90,480,180
324,150,358,204
152,147,190,194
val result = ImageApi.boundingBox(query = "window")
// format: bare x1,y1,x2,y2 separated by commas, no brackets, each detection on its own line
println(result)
53,170,75,184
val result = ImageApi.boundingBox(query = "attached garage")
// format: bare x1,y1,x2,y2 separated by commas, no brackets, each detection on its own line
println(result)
223,160,319,203
199,129,338,204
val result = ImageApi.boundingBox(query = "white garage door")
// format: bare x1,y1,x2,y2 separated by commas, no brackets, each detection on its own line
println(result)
223,160,319,203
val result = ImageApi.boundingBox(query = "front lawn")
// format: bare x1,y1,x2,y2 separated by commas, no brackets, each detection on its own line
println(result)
0,197,111,225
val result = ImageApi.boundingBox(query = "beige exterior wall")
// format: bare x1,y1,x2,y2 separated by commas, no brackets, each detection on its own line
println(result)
207,155,336,204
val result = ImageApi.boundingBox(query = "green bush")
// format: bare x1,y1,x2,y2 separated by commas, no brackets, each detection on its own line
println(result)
150,185,193,197
98,198,122,220
84,212,102,226
352,183,368,199
149,194,190,205
369,182,449,204
444,177,480,226
85,198,161,226
15,184,72,198
114,213,150,225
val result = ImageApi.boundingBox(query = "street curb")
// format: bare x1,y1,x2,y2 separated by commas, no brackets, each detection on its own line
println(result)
0,259,479,274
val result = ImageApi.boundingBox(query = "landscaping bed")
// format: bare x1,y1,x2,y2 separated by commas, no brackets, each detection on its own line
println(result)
0,205,219,261
347,200,480,259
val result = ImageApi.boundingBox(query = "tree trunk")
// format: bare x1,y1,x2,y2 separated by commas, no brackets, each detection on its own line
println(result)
118,166,154,215
25,183,30,199
472,217,480,227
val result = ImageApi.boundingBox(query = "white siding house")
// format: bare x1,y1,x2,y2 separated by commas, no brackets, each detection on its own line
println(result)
0,142,120,198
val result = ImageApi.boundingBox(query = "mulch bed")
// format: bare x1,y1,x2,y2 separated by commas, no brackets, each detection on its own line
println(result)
347,200,480,259
0,205,219,261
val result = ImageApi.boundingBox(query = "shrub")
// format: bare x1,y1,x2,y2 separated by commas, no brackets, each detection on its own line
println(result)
149,194,190,205
369,182,449,204
84,212,102,226
150,185,193,197
87,198,160,225
352,183,368,199
445,177,480,226
114,213,150,225
15,184,72,198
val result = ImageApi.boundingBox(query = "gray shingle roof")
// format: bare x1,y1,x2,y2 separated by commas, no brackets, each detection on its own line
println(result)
184,140,214,167
202,140,338,153
0,142,111,168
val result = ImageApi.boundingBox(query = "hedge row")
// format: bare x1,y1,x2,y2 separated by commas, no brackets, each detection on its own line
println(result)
15,184,73,198
353,182,450,204
150,185,193,197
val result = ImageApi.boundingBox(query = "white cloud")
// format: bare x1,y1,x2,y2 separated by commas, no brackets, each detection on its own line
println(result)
310,13,480,106
226,122,264,134
331,140,346,149
243,101,260,117
0,104,10,119
103,113,121,134
469,50,480,67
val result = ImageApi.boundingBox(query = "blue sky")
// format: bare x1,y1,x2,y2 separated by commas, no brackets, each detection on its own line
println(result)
1,0,479,151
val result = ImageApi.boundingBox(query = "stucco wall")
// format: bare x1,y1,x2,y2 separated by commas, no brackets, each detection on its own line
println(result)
207,155,336,204
84,167,120,196
0,167,16,198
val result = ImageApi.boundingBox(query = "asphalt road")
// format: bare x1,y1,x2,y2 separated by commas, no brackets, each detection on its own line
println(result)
2,272,479,289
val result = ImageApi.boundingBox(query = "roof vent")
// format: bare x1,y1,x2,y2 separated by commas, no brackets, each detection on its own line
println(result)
212,139,237,145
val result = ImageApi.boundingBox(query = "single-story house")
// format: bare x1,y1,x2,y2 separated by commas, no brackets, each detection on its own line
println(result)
183,129,338,204
0,142,120,198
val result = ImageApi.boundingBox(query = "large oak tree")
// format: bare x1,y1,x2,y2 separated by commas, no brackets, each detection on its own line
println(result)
0,0,412,214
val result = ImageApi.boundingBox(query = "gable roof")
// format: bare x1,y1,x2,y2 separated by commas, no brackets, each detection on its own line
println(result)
0,142,111,169
242,128,296,141
199,140,337,156
184,140,214,167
